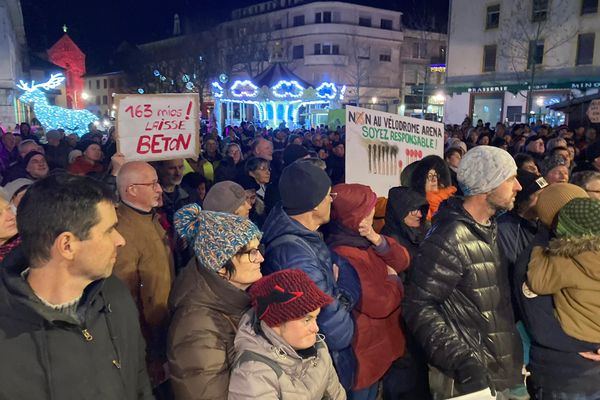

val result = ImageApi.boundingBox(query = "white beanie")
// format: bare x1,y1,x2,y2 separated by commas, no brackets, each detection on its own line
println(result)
458,146,517,196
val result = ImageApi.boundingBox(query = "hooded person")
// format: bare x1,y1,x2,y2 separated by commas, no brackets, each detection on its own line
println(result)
325,183,411,399
404,146,524,399
409,155,457,221
167,206,264,400
381,186,430,259
228,269,346,400
528,197,600,343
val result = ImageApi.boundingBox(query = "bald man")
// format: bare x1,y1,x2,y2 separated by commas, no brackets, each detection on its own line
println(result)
114,161,175,388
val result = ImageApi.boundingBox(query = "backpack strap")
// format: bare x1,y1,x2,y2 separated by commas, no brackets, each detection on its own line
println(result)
235,350,283,379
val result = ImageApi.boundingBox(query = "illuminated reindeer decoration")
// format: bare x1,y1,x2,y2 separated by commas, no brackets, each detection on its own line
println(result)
17,73,98,136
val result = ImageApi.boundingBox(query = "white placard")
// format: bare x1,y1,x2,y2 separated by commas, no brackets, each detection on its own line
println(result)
115,94,200,162
345,106,444,197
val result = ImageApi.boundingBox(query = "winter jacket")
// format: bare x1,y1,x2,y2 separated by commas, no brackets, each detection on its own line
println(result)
512,229,600,395
67,156,104,176
381,186,429,259
497,212,538,267
228,311,346,400
0,247,153,400
326,183,410,389
261,203,360,389
168,258,250,400
113,203,175,363
404,197,523,394
425,186,457,221
528,235,600,342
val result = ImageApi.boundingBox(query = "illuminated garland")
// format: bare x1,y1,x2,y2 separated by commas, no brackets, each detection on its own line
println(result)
230,80,259,97
272,80,304,98
315,82,337,99
211,82,224,98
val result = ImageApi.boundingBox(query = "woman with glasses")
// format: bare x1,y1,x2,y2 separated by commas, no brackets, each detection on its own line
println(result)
215,143,245,183
409,155,457,221
168,205,264,400
244,157,271,227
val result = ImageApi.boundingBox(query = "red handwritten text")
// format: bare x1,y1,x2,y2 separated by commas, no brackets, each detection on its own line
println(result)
136,133,192,154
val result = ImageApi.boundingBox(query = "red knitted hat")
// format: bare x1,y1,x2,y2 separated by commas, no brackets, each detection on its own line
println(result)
249,269,333,327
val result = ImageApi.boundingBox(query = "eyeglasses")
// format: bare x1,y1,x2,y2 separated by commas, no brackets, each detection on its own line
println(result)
409,209,422,217
241,244,264,263
129,181,161,190
329,192,338,201
426,172,439,181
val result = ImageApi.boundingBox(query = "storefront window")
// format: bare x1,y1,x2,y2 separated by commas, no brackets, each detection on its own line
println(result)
472,95,502,124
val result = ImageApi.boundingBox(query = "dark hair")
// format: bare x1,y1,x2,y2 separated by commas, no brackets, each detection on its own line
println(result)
514,153,536,169
444,148,461,160
17,173,116,264
244,157,269,174
182,172,207,189
220,243,257,279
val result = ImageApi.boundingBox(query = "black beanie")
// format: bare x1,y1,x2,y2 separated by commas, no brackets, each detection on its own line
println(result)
23,151,45,168
515,169,548,208
283,144,309,166
279,162,331,215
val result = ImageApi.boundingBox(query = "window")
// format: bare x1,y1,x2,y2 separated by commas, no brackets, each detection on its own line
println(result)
439,45,447,60
96,96,101,105
528,40,545,68
332,44,339,55
357,46,370,60
486,4,500,29
102,95,108,105
119,78,125,86
412,42,428,59
274,22,282,29
359,16,371,27
292,45,304,59
576,33,595,65
103,79,107,89
96,80,100,89
88,80,92,89
322,44,331,55
314,43,321,55
109,79,115,89
293,15,305,26
381,19,393,30
582,0,598,14
379,50,392,62
315,11,331,23
532,0,548,22
483,44,497,72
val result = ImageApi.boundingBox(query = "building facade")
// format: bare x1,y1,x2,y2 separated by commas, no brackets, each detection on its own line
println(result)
217,0,447,119
444,0,600,126
47,33,86,109
83,71,128,117
0,0,27,130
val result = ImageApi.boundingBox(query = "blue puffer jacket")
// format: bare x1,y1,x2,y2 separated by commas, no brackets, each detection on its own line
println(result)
261,203,361,389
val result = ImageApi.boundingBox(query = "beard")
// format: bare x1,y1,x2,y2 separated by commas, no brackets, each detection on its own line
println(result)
486,191,516,212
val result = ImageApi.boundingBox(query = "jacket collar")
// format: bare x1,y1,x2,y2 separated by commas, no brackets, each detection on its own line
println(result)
196,259,250,314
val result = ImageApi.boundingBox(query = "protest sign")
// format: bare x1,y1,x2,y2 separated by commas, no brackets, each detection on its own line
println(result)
115,94,200,162
345,105,444,197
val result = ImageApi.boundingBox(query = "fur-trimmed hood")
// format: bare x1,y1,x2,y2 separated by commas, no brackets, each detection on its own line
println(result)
548,235,600,257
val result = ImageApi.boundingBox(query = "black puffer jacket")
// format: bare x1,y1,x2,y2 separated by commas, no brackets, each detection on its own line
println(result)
404,198,523,393
0,247,153,400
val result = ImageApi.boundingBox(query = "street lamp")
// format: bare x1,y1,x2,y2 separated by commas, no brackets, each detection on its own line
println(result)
81,92,90,100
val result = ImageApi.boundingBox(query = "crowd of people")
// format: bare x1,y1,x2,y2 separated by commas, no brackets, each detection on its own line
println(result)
0,115,599,400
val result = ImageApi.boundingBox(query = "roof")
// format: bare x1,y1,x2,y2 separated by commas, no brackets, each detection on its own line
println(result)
548,92,600,111
47,34,85,56
253,63,312,88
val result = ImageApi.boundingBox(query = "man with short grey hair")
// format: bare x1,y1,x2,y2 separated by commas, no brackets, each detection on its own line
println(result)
405,146,524,399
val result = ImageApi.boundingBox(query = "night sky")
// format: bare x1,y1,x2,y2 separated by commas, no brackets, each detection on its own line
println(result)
21,0,448,68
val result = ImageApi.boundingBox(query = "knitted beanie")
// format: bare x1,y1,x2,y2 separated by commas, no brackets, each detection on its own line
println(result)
174,204,261,272
535,183,589,227
203,181,247,214
23,151,45,169
541,154,568,177
250,269,333,327
556,198,600,237
457,146,517,195
279,161,331,215
515,170,548,209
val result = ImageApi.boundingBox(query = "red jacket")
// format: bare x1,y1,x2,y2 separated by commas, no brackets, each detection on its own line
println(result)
332,237,410,389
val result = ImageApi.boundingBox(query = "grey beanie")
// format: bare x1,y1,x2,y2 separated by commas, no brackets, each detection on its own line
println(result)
203,181,247,214
458,145,517,196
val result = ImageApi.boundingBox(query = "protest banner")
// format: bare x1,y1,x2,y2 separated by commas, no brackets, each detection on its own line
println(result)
345,105,444,197
115,94,200,162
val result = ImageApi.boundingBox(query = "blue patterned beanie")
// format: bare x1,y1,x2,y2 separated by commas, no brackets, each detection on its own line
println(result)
175,204,262,272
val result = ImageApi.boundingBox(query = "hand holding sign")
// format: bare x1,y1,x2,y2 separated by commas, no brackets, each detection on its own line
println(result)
115,94,200,162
